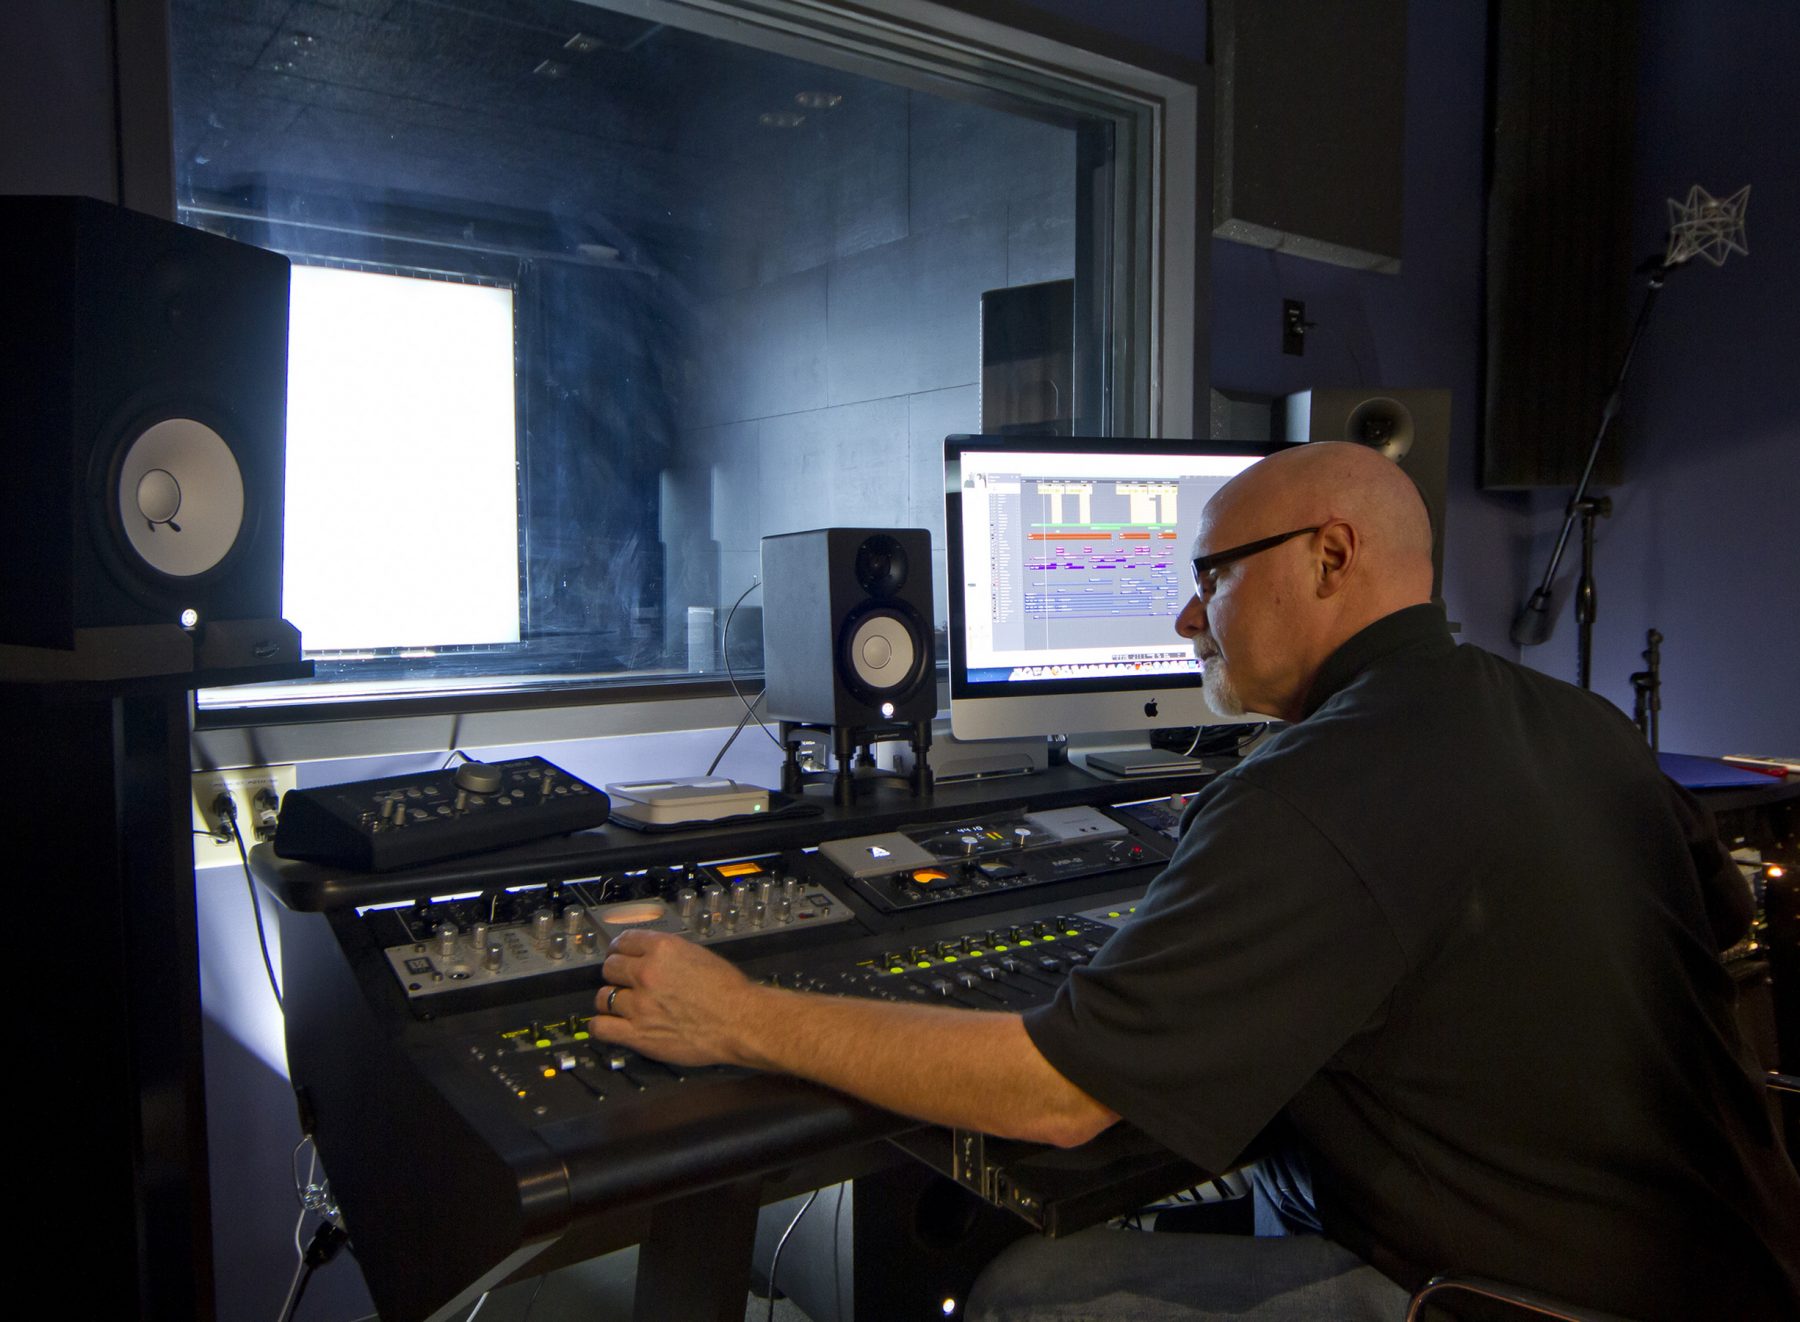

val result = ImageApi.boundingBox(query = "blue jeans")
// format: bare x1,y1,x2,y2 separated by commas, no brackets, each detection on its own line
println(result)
963,1229,1409,1321
965,1151,1407,1321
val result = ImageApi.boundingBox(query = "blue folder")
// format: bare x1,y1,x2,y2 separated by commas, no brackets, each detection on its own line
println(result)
1656,751,1788,789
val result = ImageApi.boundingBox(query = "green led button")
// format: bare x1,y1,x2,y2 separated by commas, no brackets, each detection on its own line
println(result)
890,966,905,974
1065,929,1079,936
943,955,958,962
534,1038,551,1048
572,1031,590,1040
916,961,932,969
1017,939,1033,947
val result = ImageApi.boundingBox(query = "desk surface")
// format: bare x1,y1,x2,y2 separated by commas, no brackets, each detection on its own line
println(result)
250,761,1225,911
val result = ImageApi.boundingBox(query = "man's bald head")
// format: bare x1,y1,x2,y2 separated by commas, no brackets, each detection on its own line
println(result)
1175,442,1437,722
1206,441,1435,604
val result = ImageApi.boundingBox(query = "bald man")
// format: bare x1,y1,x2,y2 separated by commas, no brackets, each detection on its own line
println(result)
591,444,1800,1319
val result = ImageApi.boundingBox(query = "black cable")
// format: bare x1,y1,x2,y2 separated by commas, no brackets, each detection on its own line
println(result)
709,578,784,775
278,1220,348,1322
832,1182,847,1322
220,799,284,1013
706,688,769,777
768,1188,820,1322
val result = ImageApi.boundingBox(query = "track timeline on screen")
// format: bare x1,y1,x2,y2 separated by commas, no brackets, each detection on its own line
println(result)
944,435,1292,742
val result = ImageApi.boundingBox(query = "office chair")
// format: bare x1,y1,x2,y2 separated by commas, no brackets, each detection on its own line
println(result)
1405,1072,1800,1322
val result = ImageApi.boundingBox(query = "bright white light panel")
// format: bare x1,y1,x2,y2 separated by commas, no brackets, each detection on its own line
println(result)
282,265,521,651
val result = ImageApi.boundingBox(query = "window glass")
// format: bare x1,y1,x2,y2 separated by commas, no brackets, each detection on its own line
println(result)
170,0,1110,707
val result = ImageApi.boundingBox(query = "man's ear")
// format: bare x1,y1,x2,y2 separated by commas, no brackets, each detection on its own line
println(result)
1314,521,1356,598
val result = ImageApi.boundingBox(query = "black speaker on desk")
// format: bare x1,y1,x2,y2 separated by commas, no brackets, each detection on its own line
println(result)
761,527,936,727
0,196,290,660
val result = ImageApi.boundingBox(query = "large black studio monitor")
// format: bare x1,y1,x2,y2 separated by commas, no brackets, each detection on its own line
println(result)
761,527,936,729
0,196,290,669
1280,388,1451,598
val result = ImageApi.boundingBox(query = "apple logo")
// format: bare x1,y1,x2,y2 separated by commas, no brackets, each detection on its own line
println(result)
1144,699,1159,718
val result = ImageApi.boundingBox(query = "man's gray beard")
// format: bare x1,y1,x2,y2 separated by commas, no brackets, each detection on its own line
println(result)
1200,654,1244,717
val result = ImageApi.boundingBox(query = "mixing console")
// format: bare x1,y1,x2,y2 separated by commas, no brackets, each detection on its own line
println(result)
451,905,1134,1127
374,853,852,1001
820,805,1171,912
263,772,1200,1322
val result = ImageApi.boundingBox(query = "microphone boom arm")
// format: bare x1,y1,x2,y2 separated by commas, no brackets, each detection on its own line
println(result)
1509,262,1670,650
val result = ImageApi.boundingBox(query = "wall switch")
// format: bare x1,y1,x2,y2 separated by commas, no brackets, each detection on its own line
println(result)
192,765,297,869
1282,299,1309,355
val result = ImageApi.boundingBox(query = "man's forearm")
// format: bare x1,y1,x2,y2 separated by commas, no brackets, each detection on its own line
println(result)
728,985,1117,1147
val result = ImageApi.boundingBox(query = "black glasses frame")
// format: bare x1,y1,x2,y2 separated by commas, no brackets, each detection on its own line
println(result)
1190,526,1322,594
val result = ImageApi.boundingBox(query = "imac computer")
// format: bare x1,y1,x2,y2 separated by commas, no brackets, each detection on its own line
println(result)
944,434,1292,748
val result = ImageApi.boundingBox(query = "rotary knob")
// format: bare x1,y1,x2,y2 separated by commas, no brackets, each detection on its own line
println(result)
435,923,458,958
563,906,587,934
531,909,554,945
483,942,504,972
676,888,699,919
548,933,568,961
454,761,503,795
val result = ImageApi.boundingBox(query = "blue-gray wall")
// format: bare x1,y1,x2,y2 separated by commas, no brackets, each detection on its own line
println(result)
1028,0,1796,756
1528,0,1799,754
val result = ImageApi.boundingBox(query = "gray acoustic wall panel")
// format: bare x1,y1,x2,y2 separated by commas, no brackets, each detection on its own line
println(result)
1212,0,1408,272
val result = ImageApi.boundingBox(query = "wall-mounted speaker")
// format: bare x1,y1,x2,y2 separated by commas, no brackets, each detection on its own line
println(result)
1278,388,1451,596
760,528,936,729
0,195,289,657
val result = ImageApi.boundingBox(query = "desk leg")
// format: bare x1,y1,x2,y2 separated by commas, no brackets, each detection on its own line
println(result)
633,1177,762,1322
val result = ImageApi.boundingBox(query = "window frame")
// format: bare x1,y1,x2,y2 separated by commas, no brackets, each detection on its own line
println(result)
170,0,1207,737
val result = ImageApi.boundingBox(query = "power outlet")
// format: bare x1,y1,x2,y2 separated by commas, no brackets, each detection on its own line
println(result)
193,765,297,869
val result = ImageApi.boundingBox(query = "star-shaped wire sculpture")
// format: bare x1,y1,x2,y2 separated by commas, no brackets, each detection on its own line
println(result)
1665,184,1750,267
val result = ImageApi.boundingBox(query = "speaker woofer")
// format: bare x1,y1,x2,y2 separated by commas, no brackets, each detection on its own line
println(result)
840,604,928,703
111,417,247,580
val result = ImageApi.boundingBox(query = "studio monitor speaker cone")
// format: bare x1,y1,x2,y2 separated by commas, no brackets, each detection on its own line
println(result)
0,195,290,666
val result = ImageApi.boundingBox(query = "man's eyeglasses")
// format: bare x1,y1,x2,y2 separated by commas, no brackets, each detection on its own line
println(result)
1190,526,1321,595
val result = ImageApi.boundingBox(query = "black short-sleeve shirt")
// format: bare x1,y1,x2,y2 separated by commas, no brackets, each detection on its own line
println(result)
1024,604,1800,1319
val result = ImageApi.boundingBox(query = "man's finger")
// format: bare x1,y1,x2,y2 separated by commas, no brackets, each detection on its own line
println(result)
601,950,639,986
585,1011,635,1043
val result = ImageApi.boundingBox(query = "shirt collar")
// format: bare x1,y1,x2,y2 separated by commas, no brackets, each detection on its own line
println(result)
1299,603,1454,720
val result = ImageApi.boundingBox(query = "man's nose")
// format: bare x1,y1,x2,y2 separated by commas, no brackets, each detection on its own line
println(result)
1174,594,1205,638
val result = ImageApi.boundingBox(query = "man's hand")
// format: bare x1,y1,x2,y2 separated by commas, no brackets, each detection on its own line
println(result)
587,928,762,1068
587,928,1119,1147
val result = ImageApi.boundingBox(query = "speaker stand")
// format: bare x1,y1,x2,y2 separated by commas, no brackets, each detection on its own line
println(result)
780,720,934,806
5,683,216,1320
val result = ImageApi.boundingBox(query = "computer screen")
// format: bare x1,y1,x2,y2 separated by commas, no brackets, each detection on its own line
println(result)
944,434,1292,741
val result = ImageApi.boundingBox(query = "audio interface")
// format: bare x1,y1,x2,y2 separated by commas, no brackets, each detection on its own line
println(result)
818,806,1171,912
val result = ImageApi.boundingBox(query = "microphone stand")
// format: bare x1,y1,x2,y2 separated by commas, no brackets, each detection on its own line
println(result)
1510,261,1672,687
1630,628,1662,749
